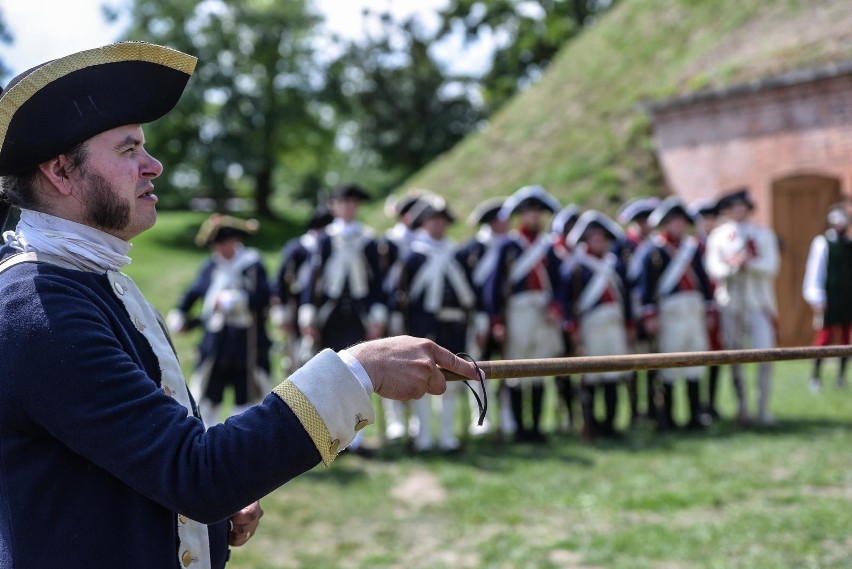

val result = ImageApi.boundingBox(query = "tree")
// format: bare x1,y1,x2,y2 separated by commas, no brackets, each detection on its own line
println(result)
112,0,333,217
0,8,15,84
438,0,619,113
323,10,484,196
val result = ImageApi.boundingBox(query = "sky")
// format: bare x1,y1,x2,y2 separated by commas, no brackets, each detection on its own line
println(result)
0,0,496,79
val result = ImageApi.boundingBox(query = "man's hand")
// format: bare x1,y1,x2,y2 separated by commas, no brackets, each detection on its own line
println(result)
346,336,479,400
229,501,263,547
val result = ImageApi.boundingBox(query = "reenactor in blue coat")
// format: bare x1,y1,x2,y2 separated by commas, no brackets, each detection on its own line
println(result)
0,42,480,567
168,214,272,428
299,183,390,351
457,196,510,436
615,196,660,427
270,207,334,374
382,190,430,442
551,204,582,432
560,211,631,440
390,195,480,452
484,185,564,443
640,198,714,429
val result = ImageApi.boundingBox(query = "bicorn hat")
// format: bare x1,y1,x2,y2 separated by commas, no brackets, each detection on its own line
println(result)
566,210,624,248
616,196,660,225
467,196,506,226
648,196,694,228
0,42,196,176
498,185,561,222
551,204,581,236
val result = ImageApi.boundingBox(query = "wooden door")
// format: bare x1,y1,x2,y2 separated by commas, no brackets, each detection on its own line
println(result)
772,174,843,346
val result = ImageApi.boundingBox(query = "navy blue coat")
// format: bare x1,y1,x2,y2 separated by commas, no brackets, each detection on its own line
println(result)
0,248,320,568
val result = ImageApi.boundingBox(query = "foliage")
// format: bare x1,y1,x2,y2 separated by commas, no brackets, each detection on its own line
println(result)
438,0,620,114
321,10,485,198
115,0,332,217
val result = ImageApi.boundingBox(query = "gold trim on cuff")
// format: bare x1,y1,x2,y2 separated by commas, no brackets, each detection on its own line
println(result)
272,380,337,466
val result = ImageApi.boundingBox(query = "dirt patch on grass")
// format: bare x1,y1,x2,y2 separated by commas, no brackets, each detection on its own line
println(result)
390,469,448,510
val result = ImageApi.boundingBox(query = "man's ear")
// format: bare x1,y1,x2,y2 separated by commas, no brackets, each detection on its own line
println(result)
37,155,74,197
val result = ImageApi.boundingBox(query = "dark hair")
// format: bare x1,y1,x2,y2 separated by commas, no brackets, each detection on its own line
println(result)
0,141,89,210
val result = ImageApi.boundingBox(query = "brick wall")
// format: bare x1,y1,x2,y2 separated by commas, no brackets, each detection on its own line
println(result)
651,73,852,224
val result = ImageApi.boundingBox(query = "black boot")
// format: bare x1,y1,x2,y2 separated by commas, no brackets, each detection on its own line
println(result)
509,386,527,441
704,366,720,419
556,375,575,429
580,383,597,441
655,382,675,432
603,382,620,438
687,380,705,429
530,384,546,442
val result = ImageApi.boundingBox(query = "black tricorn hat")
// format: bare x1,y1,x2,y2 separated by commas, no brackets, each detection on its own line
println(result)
0,42,197,176
306,207,334,231
330,183,371,201
716,188,754,211
409,194,456,228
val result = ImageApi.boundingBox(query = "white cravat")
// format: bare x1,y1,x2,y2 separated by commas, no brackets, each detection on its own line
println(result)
3,209,131,272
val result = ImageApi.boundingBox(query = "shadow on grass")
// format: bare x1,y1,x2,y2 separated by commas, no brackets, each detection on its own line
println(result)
320,413,852,478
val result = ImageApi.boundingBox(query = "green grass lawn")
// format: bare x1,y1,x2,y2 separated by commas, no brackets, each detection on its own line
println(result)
127,212,852,569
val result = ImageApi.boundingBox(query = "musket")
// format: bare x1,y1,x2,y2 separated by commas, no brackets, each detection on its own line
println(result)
442,345,852,381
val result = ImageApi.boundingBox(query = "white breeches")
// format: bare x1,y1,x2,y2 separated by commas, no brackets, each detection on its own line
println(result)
580,302,629,383
504,291,564,386
657,292,709,382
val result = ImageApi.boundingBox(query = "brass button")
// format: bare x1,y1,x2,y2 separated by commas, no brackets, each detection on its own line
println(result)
163,385,173,397
329,439,340,455
354,418,369,432
113,282,125,295
178,514,188,524
181,549,193,567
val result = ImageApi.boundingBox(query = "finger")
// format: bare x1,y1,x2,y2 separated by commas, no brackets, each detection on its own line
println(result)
429,343,478,381
426,364,447,395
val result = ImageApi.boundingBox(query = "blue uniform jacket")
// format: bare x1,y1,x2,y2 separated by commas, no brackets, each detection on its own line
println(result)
482,233,562,320
0,249,321,568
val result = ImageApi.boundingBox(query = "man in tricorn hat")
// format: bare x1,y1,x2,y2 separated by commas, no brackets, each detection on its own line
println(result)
560,210,631,440
0,42,476,568
640,197,714,430
167,214,271,428
484,185,564,443
705,188,779,425
270,206,335,374
389,194,479,452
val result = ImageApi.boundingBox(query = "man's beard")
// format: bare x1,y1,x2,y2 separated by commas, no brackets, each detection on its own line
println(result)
82,170,131,233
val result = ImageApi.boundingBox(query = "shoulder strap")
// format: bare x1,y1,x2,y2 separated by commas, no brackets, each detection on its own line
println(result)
0,251,81,274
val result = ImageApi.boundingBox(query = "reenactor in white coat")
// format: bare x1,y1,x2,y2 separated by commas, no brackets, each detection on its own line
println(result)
705,189,780,425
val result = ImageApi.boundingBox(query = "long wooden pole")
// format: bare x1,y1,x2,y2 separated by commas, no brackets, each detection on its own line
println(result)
443,345,852,381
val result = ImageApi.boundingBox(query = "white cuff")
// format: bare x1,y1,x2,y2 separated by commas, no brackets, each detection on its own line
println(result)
339,349,374,395
287,349,376,450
